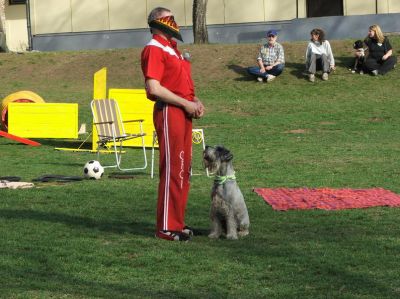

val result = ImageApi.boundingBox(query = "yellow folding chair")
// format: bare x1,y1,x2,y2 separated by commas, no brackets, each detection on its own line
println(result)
91,99,147,171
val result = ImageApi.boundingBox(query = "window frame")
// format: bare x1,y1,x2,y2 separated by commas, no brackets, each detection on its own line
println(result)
9,0,26,5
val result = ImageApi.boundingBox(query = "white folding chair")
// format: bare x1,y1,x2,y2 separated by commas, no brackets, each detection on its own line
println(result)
91,99,147,171
151,128,209,178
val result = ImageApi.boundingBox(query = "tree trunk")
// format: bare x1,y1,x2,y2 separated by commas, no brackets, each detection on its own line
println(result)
193,0,208,44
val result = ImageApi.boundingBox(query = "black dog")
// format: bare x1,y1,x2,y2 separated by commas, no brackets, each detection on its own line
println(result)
350,40,366,74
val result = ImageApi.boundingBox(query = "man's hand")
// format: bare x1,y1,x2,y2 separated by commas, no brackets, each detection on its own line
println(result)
145,79,204,118
183,101,198,117
193,97,205,119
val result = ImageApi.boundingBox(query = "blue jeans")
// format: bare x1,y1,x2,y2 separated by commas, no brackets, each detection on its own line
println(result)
247,64,284,79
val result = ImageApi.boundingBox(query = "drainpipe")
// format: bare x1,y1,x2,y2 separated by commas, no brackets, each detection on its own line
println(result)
26,0,32,51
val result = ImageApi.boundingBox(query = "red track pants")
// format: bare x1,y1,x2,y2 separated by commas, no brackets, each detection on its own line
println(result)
154,103,193,232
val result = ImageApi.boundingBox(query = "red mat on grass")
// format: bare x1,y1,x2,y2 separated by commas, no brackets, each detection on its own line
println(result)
253,188,400,211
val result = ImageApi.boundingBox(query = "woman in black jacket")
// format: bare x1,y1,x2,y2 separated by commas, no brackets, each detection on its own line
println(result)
364,24,397,75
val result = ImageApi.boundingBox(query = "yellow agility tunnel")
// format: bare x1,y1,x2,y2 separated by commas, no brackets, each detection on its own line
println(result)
1,90,45,130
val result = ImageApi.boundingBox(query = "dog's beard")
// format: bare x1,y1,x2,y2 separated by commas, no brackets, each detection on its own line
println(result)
203,159,220,173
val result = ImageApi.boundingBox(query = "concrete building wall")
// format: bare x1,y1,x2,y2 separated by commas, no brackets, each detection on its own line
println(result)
265,0,299,21
71,0,109,32
31,0,71,33
344,0,400,15
386,0,400,13
31,12,400,52
344,0,376,15
109,0,148,30
27,0,400,35
3,0,400,51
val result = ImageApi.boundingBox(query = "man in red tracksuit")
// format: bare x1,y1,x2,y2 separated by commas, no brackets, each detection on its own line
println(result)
141,7,205,241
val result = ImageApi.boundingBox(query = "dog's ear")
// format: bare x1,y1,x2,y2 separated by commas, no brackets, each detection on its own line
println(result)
219,147,233,162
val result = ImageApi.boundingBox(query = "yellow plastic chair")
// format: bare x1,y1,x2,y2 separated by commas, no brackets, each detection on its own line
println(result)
91,99,147,171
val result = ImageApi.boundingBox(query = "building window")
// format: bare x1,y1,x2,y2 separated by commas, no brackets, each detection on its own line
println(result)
9,0,26,5
307,0,343,18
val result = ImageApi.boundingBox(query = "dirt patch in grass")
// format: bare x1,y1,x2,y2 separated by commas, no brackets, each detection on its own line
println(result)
284,129,309,134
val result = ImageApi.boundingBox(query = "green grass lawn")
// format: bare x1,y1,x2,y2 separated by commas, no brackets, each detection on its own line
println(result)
1,37,400,298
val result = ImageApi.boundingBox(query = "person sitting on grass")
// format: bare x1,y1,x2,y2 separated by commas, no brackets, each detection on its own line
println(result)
247,29,285,83
363,24,397,76
305,28,335,82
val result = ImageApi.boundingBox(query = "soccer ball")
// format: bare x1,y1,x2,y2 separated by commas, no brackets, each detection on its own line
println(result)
83,160,104,180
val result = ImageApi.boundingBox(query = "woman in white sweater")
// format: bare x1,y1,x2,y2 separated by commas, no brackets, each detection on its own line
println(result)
305,28,335,82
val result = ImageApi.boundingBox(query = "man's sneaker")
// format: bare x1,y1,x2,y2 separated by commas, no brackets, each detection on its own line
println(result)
266,75,276,82
309,73,315,82
371,70,378,76
156,230,191,242
322,72,329,81
182,226,194,236
360,70,364,75
257,77,263,82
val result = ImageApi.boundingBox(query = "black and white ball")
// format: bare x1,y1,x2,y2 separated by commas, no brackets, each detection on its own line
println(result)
83,160,104,180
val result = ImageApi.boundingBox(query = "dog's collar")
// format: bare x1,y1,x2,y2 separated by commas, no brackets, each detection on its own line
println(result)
214,172,236,185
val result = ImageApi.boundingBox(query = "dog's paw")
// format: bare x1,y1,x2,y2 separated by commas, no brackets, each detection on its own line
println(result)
226,233,238,240
238,230,249,237
208,232,220,239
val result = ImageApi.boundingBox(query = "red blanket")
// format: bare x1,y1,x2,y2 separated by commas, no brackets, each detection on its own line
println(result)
253,187,400,211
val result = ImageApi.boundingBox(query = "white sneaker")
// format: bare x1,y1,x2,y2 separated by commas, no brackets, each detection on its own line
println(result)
257,77,263,82
266,75,276,82
309,74,315,82
371,70,378,76
322,73,329,81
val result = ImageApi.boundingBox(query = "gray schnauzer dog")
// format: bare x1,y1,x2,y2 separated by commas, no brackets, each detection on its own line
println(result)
203,145,250,240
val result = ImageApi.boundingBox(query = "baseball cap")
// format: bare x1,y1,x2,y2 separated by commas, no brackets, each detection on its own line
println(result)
266,29,278,36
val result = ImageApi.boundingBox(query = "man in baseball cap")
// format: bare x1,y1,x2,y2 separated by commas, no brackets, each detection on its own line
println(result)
247,29,285,82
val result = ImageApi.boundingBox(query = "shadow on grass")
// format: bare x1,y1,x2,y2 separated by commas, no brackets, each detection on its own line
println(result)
335,55,355,70
34,162,85,168
0,208,154,237
0,263,209,298
286,56,364,81
35,138,92,150
286,62,307,79
227,64,255,82
200,210,400,297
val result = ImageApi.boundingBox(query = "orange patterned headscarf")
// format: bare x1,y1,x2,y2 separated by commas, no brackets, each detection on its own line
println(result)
149,15,183,42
